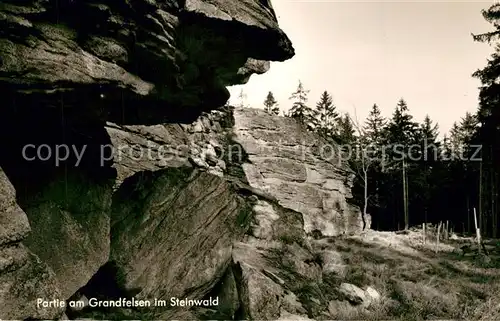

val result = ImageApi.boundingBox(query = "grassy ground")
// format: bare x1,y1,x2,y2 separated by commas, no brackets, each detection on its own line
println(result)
315,229,500,320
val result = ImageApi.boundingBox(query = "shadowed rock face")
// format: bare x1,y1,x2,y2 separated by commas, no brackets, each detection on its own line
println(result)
0,169,64,320
0,1,294,317
0,0,294,124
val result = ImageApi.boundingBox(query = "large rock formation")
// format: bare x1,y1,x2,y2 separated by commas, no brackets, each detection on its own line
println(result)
106,107,365,237
232,108,365,236
0,0,294,123
0,105,367,320
0,1,369,319
110,167,253,302
0,169,64,319
100,107,367,320
0,0,295,318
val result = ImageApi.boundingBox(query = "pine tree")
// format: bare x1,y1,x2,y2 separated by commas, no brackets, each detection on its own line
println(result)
416,115,440,225
289,80,314,128
336,113,356,144
448,122,463,159
384,98,420,230
472,4,500,237
314,90,339,137
263,91,279,115
364,104,386,146
385,98,419,148
459,112,478,150
237,89,248,108
420,115,440,162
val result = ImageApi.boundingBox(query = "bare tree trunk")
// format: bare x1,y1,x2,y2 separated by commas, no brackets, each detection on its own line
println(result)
492,169,497,238
403,158,408,230
406,169,409,228
362,167,368,230
494,172,498,239
479,155,483,235
445,221,449,240
423,223,426,244
466,196,470,234
474,207,481,254
436,221,442,253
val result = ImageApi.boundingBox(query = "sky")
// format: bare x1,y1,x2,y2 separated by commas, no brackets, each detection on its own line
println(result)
227,0,496,136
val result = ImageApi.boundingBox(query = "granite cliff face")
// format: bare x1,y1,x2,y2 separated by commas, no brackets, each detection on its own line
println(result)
0,1,369,319
0,105,367,319
232,108,366,236
101,107,368,319
0,0,293,123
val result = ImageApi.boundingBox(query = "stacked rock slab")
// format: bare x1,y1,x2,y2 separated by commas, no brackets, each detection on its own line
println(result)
232,108,367,236
104,107,367,319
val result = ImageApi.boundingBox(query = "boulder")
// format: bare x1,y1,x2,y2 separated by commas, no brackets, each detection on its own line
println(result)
339,283,366,305
110,167,252,301
365,286,381,304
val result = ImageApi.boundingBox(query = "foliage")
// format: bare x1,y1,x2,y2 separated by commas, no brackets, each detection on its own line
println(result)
313,90,339,138
288,80,315,129
237,89,248,108
263,91,280,115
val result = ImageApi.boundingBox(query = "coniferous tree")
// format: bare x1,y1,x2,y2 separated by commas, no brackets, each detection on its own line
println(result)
355,105,387,228
336,113,356,144
472,3,500,237
415,115,440,225
385,98,420,148
237,89,248,108
448,122,463,159
263,91,279,115
384,98,420,230
289,80,314,128
364,104,387,146
460,112,478,153
420,115,440,162
314,90,339,138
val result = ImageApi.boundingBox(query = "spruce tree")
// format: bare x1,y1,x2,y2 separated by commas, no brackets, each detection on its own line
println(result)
473,4,500,237
336,113,356,144
420,115,440,162
314,90,339,137
416,115,440,224
237,89,248,108
459,112,478,148
289,80,314,128
384,98,419,230
364,104,386,146
385,98,419,148
263,91,279,115
448,122,463,159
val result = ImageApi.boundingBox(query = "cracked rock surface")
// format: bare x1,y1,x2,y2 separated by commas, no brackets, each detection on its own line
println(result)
0,0,294,124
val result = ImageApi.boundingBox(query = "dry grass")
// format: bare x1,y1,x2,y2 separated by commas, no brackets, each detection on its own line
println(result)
313,229,500,321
